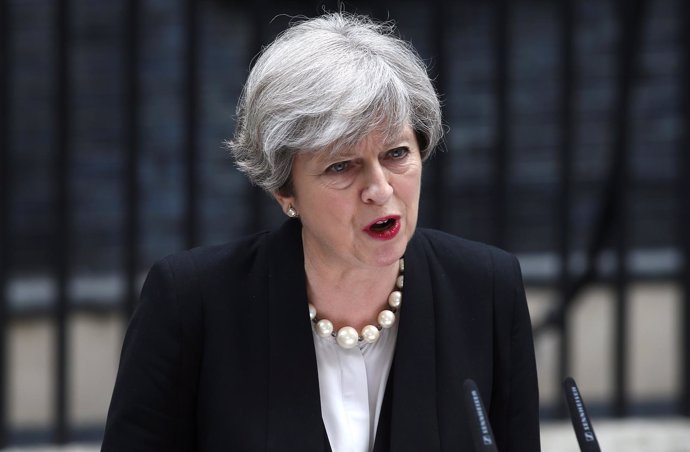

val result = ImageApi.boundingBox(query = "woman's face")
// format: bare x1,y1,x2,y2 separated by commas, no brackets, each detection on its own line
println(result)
275,125,423,270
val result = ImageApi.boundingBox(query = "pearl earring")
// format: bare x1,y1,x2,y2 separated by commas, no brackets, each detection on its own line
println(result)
286,206,299,218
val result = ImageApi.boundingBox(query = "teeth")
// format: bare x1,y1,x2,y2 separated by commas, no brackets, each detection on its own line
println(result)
370,218,394,232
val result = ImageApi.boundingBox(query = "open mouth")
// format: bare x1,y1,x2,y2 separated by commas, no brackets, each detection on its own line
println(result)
364,216,401,240
369,218,397,233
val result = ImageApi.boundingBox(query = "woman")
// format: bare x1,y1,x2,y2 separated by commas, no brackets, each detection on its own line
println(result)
102,12,540,452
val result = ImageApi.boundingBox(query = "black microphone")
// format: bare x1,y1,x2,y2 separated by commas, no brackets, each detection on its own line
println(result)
463,379,499,452
562,377,601,452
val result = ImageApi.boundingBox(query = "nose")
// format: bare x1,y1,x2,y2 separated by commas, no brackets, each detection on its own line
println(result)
361,163,393,205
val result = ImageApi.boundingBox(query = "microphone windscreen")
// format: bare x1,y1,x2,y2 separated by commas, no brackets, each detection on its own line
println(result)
562,377,601,452
463,379,499,452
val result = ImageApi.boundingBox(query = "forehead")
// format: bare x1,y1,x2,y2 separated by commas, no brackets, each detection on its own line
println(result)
325,125,416,159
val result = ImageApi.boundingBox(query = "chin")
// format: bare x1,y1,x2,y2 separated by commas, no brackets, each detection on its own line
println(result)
368,243,407,268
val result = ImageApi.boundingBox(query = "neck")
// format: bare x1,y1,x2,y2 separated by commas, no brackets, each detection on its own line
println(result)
303,252,400,331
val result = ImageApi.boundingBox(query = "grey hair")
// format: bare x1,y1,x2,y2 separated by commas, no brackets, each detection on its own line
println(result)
227,12,443,193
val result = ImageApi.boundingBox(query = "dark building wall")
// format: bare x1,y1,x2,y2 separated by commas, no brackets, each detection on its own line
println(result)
4,0,685,296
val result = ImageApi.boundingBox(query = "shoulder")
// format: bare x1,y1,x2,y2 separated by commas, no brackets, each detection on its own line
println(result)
412,228,519,273
409,228,523,298
135,231,273,319
134,230,276,337
157,219,302,279
157,230,271,281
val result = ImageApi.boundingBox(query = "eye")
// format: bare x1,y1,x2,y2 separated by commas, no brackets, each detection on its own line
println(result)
326,161,350,173
387,147,409,159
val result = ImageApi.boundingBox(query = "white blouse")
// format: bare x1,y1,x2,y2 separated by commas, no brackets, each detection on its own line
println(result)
312,322,398,452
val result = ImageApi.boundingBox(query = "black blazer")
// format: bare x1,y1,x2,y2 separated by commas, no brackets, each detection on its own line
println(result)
102,219,540,452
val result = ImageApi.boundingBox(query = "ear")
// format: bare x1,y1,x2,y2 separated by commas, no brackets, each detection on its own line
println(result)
272,190,297,216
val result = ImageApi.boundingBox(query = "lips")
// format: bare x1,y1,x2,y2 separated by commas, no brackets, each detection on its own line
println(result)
363,215,401,240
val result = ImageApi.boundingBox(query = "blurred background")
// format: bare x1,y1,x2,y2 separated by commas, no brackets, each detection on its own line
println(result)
0,0,689,449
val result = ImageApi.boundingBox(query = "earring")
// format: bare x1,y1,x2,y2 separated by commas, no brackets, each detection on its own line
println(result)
286,205,299,218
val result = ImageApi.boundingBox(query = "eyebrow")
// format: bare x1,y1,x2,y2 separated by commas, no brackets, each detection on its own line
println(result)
329,144,409,161
383,130,416,148
319,130,415,162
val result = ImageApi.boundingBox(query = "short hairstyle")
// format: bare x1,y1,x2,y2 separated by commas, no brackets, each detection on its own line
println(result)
227,12,443,194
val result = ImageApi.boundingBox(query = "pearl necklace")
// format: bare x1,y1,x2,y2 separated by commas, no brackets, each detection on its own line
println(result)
308,258,404,349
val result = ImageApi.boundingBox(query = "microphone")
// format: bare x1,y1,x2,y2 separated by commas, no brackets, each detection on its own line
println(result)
463,379,499,452
562,377,601,452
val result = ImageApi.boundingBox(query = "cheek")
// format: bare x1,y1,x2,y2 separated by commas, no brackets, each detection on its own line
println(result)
302,190,354,220
399,172,422,202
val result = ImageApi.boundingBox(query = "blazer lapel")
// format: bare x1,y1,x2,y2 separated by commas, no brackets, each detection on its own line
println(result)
395,230,495,451
384,234,442,452
266,220,328,451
